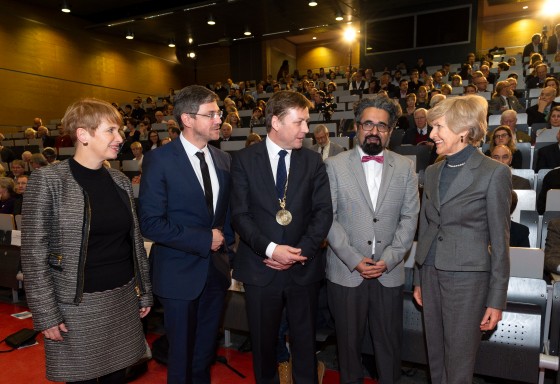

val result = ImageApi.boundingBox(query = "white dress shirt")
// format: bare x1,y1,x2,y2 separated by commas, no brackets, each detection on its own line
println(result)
359,146,384,255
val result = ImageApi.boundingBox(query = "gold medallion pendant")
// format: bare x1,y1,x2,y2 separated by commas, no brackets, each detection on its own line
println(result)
276,209,292,226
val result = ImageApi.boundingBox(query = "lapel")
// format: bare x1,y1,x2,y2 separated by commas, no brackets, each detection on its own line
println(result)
431,160,444,209
255,142,279,210
376,149,395,209
348,148,375,213
440,150,482,205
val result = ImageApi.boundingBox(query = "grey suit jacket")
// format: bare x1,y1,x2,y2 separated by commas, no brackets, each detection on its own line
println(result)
326,148,419,288
312,141,345,159
415,149,511,309
488,95,525,115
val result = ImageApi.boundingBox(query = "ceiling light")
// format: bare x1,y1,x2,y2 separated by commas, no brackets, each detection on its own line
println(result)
523,5,528,9
188,51,196,59
309,1,318,6
61,1,71,13
188,37,194,44
126,31,134,40
335,12,343,21
312,36,317,40
168,39,175,47
207,15,216,25
244,27,252,36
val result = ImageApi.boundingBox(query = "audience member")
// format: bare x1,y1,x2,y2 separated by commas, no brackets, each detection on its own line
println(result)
537,166,560,214
536,127,560,172
24,127,37,140
22,151,32,164
527,87,559,127
488,80,525,115
30,153,48,170
349,70,368,95
523,33,543,58
10,160,26,180
403,108,432,145
0,177,16,214
464,84,477,95
490,144,530,189
429,94,446,108
225,111,242,128
440,84,452,96
245,132,262,147
124,117,141,142
403,94,417,116
147,130,161,150
138,120,150,141
168,126,180,141
408,70,423,94
37,126,56,148
548,24,560,55
32,117,42,129
250,107,265,128
509,191,530,247
130,141,144,169
500,110,531,143
42,147,58,164
416,86,430,109
131,98,145,121
0,142,15,163
55,122,73,149
486,126,522,169
312,124,344,160
527,63,550,89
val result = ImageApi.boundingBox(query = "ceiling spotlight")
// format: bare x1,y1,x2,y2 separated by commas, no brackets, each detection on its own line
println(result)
309,1,318,6
244,27,252,36
168,39,175,47
335,12,343,21
523,5,528,9
312,36,317,40
61,1,71,13
207,15,216,25
188,51,196,59
126,31,134,40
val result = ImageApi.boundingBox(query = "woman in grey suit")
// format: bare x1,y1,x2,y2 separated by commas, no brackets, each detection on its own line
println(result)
413,95,511,383
21,99,153,384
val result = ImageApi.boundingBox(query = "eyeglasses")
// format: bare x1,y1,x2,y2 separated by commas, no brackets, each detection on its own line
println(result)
189,111,223,119
494,133,510,139
358,121,390,133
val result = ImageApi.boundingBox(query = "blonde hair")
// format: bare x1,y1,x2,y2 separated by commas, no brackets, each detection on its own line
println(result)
62,98,122,144
427,95,487,146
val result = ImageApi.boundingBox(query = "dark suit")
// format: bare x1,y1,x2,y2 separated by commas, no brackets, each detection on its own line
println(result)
488,96,525,115
527,101,560,127
537,168,560,214
402,126,432,146
522,42,543,58
545,219,560,274
139,138,233,384
512,174,531,190
231,140,332,384
536,143,560,173
415,149,511,383
510,221,530,247
526,75,549,89
549,34,559,55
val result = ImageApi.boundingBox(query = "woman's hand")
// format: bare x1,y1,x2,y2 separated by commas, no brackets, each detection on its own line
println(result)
480,307,502,331
42,323,68,341
139,307,151,319
413,286,423,306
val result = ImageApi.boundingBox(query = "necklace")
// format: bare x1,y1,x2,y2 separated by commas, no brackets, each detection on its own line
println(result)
446,162,466,168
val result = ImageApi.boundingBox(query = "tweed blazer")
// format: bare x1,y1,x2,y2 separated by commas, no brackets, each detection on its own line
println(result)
21,160,153,332
325,148,419,288
415,149,511,309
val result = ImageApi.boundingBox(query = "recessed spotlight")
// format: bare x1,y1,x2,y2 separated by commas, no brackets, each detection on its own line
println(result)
188,37,193,44
309,1,318,6
61,1,71,13
312,36,317,40
523,5,528,9
168,39,175,47
188,51,196,59
207,15,216,25
126,31,134,40
335,13,343,21
244,26,252,36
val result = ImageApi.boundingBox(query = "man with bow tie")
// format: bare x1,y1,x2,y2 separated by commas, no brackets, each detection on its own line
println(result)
325,95,420,384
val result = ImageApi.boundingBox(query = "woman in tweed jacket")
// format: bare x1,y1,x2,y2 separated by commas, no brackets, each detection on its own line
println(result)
21,98,153,383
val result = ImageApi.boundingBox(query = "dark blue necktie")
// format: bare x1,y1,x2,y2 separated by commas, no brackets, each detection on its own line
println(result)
276,150,288,200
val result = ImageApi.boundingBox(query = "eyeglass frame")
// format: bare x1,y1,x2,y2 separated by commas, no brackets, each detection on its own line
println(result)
189,111,223,119
493,132,510,139
357,120,391,133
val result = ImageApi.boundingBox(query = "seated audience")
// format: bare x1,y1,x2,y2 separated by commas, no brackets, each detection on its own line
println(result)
37,126,56,148
408,70,423,93
440,84,452,96
490,144,531,189
429,94,446,108
537,166,560,214
225,111,242,128
245,133,262,147
545,77,560,97
0,177,17,214
402,108,432,145
42,147,58,164
30,153,48,170
526,63,549,89
545,218,560,275
24,127,37,140
311,124,344,160
500,110,531,143
349,69,368,95
464,84,477,95
486,126,523,169
13,174,28,215
510,191,530,247
0,142,15,163
168,127,180,141
522,33,543,59
536,125,560,172
403,93,417,116
130,141,144,169
488,80,525,115
138,120,150,141
451,74,463,88
527,87,560,127
250,107,265,128
147,130,161,150
55,122,73,149
22,151,32,165
416,86,430,109
10,160,26,180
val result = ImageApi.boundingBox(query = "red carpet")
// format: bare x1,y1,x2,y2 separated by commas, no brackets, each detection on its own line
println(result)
0,302,375,384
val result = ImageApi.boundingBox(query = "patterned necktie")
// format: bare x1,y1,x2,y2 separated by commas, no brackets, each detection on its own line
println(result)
195,152,213,219
361,155,384,164
276,150,288,200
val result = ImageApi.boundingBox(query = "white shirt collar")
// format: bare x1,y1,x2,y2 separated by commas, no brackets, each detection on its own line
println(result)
266,136,292,160
179,133,210,158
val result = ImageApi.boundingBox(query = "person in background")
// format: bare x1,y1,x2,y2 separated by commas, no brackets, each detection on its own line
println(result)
509,191,530,247
0,177,17,214
413,95,511,383
21,98,152,384
490,145,531,189
312,124,344,160
485,126,523,169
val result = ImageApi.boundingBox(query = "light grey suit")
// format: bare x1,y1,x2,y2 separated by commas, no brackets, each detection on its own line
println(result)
414,149,511,383
312,141,345,159
326,148,419,384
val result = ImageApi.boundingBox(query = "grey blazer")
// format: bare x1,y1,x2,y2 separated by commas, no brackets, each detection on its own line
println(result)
326,148,419,288
415,149,511,309
312,141,345,158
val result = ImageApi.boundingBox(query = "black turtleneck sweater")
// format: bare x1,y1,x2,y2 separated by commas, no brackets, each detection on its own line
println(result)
69,158,134,292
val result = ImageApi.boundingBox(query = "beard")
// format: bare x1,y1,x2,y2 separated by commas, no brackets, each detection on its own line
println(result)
361,134,384,155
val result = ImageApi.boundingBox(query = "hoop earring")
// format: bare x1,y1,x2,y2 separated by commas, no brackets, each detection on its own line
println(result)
83,142,88,146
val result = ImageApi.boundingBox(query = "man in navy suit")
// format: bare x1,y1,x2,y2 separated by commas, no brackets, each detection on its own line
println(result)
231,91,333,384
139,85,233,384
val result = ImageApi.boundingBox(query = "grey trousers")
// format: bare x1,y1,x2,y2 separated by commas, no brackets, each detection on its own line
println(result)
420,265,490,384
327,278,403,384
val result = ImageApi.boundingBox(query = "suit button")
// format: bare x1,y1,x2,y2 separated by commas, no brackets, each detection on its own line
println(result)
373,218,378,223
367,241,372,245
438,236,443,241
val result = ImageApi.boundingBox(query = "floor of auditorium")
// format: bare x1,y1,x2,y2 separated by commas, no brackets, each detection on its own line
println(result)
0,288,545,384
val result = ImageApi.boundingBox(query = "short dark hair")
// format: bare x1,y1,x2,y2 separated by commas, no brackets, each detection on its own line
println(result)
353,95,401,130
173,85,219,130
265,91,312,133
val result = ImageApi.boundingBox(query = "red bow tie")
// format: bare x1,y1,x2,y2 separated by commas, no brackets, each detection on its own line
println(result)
361,155,384,164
